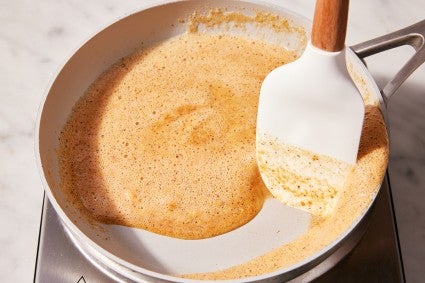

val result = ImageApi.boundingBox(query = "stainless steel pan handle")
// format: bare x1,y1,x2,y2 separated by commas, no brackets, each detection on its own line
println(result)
351,20,425,103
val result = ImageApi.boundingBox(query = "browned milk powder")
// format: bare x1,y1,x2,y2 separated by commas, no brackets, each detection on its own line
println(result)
58,33,297,240
58,17,388,280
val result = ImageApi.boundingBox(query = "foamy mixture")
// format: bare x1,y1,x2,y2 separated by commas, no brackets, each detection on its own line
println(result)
58,33,297,240
58,15,388,279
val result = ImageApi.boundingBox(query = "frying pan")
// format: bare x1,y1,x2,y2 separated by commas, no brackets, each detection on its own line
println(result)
35,0,425,282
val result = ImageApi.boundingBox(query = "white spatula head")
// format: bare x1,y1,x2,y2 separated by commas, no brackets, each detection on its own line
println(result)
256,0,364,216
257,42,364,165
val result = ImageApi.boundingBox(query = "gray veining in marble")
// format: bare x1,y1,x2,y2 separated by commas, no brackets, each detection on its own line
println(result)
1,0,424,282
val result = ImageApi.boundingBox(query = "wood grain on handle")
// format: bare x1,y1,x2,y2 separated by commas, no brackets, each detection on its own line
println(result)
311,0,349,52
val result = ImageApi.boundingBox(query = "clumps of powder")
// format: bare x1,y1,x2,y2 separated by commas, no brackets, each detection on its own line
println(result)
187,8,297,33
187,8,307,49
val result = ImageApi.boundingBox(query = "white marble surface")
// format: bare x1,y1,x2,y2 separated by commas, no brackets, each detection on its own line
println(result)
1,0,424,282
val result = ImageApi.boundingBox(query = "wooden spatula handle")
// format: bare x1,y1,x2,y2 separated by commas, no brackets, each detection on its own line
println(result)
311,0,349,52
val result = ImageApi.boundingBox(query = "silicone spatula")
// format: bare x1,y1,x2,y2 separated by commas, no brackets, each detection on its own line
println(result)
256,0,364,215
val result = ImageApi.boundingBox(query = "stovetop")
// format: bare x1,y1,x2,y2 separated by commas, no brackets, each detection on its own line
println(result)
34,174,405,282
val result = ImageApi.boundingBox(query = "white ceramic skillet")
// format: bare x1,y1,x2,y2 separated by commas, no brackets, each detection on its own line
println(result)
35,0,425,282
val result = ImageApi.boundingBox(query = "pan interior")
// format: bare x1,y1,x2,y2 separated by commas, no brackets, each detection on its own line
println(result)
38,0,387,280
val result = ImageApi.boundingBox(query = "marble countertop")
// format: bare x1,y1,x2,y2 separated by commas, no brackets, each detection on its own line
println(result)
1,0,424,282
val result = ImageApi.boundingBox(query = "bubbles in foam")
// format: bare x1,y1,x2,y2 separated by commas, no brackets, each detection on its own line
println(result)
58,33,296,239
